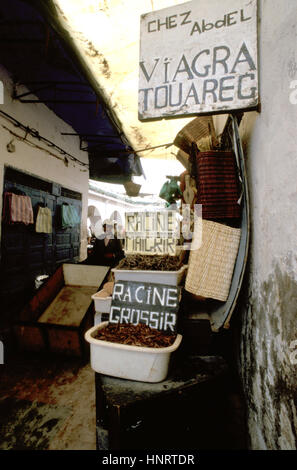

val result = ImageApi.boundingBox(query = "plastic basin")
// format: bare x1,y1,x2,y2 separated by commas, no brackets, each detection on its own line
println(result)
111,265,188,286
92,290,112,313
85,322,182,383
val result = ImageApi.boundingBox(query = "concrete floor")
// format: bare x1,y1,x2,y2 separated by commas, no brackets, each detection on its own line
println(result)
0,350,247,451
0,352,96,450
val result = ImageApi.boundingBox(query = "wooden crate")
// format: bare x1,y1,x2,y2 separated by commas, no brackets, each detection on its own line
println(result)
14,264,110,357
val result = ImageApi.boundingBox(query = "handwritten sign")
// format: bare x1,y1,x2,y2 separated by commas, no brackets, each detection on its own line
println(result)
139,0,258,120
125,210,178,255
109,280,181,332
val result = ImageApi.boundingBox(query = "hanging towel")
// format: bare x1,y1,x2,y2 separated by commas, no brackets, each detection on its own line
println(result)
61,204,80,229
2,192,34,225
36,206,52,233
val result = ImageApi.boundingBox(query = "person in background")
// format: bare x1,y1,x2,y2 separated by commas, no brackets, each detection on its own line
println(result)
89,219,124,267
116,223,125,249
87,225,92,244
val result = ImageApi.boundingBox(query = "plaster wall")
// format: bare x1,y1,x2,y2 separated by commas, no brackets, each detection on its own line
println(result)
0,65,89,260
214,0,297,449
88,191,136,227
87,190,161,237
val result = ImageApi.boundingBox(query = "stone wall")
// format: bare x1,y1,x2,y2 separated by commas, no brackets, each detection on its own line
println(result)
214,0,297,449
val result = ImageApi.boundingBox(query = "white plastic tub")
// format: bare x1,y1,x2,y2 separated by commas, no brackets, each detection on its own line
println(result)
111,264,187,286
94,312,109,325
85,322,182,383
91,290,112,313
63,264,109,287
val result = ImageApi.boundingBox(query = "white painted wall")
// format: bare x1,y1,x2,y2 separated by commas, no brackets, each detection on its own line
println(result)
87,189,164,238
0,65,89,260
215,0,297,450
88,190,135,237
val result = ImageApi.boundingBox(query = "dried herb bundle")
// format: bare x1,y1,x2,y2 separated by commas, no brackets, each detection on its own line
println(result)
93,323,176,348
116,254,183,271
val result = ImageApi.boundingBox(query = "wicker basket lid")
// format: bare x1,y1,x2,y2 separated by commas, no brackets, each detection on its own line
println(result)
174,116,218,154
185,219,241,302
176,149,191,171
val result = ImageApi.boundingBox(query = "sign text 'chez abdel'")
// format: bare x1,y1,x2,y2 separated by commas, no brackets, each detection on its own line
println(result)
110,281,181,333
139,0,258,120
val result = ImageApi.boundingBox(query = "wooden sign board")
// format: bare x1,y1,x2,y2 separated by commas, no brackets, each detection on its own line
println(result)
139,0,258,120
109,280,181,333
125,210,178,255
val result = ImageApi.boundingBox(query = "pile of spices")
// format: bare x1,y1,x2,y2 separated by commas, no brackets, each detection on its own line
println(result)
93,323,176,348
116,254,183,271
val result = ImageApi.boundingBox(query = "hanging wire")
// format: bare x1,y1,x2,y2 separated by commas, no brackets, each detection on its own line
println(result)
2,125,69,164
0,110,88,168
0,110,175,163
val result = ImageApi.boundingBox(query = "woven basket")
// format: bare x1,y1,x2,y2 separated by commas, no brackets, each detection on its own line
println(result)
176,149,191,171
174,116,217,154
185,219,241,302
194,150,241,219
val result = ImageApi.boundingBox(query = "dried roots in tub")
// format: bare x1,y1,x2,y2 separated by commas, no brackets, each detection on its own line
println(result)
93,323,176,348
116,254,183,271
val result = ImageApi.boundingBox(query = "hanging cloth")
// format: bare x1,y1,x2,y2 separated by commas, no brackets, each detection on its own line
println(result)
61,204,80,229
2,192,34,225
36,206,52,233
159,178,182,206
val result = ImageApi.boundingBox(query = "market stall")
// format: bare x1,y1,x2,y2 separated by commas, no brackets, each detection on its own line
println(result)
84,111,249,449
83,0,255,449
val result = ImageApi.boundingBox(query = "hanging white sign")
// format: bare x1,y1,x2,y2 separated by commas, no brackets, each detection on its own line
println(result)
139,0,258,120
125,210,178,255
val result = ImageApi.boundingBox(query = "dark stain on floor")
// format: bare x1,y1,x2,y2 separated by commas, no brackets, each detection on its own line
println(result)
0,353,96,450
0,398,70,450
0,351,247,450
